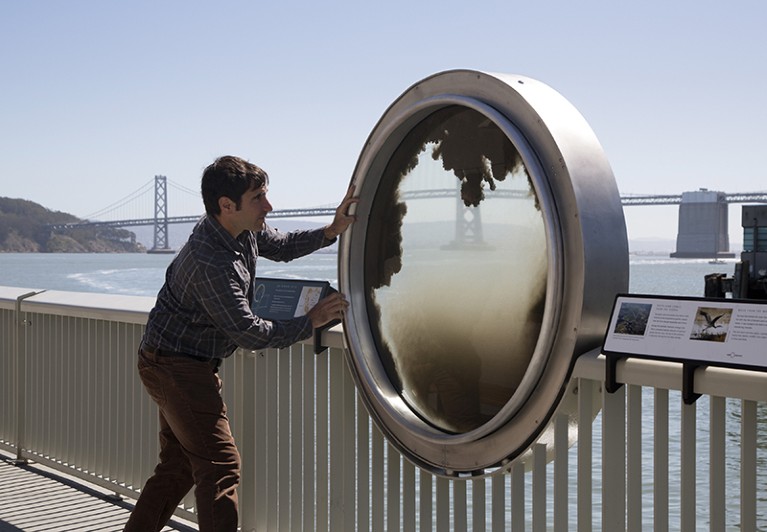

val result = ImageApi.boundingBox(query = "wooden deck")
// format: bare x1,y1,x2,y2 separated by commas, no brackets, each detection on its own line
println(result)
0,450,195,532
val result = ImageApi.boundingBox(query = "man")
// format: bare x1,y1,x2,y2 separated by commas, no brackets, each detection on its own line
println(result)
125,155,356,531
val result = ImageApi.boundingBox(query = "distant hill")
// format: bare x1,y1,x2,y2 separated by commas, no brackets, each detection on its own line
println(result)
0,197,145,253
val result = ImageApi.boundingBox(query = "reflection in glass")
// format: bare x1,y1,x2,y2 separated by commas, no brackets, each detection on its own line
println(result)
364,106,547,433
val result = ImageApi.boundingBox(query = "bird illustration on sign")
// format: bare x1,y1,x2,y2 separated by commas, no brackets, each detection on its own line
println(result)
690,307,733,342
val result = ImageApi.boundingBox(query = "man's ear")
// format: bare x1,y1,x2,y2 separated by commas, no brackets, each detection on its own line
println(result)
218,196,235,213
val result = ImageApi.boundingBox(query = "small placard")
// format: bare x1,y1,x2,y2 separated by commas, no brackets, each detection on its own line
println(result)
603,294,767,371
251,278,331,321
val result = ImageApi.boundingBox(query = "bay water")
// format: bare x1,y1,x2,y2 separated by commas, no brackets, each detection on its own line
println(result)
1,252,764,528
0,252,731,298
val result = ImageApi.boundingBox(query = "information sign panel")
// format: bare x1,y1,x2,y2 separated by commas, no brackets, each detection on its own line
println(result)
603,294,767,371
251,277,339,355
251,277,332,321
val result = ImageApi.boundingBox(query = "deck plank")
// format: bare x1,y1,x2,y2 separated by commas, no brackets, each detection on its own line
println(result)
0,451,195,532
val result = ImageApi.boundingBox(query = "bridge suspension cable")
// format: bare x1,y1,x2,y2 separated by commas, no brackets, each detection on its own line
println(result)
167,179,201,198
81,179,155,220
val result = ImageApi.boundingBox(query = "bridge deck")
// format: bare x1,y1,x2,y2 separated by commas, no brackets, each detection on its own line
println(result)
0,450,195,531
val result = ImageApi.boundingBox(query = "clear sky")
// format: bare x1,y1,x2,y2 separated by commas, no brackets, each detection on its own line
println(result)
2,1,765,243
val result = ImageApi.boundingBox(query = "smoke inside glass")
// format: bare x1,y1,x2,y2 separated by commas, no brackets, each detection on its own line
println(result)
364,105,547,433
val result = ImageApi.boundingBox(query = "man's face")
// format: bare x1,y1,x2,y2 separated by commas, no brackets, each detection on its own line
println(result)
232,184,272,233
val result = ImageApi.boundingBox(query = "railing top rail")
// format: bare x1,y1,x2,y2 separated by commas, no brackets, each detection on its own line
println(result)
0,287,155,324
4,285,767,403
0,286,43,310
0,285,344,345
574,348,767,403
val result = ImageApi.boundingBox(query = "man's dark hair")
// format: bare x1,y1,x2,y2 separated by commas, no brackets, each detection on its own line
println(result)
201,156,269,216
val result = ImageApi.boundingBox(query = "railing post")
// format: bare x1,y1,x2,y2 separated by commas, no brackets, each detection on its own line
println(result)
603,383,626,531
14,290,43,464
680,401,697,532
741,399,757,532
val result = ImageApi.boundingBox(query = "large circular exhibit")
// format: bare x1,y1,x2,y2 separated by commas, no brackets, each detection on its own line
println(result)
339,70,629,476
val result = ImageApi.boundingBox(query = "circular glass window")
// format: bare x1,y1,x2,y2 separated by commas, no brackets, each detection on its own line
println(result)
340,70,628,475
364,105,547,433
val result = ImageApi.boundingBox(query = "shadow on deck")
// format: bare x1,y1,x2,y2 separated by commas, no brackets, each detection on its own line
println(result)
0,451,195,532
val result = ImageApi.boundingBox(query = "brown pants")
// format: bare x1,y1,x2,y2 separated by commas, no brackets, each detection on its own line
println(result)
124,349,240,532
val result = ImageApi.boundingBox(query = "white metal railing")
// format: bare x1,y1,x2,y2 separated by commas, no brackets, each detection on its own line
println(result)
1,286,766,531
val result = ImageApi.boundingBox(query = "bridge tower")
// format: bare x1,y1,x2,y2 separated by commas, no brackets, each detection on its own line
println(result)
670,189,734,259
149,175,173,253
442,188,492,250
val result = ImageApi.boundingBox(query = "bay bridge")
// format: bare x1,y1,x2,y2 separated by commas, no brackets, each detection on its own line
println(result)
50,175,767,257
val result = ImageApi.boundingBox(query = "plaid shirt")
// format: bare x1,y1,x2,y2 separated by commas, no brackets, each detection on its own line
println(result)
142,215,334,360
